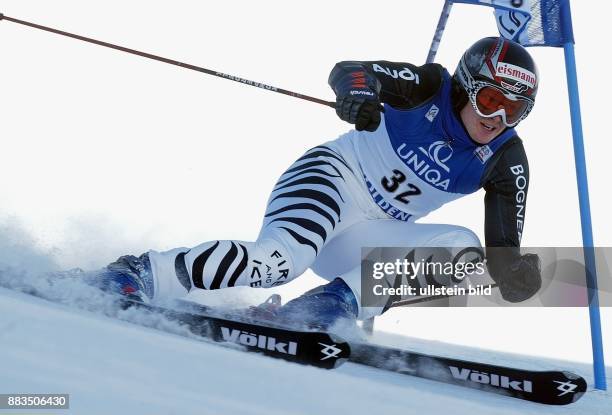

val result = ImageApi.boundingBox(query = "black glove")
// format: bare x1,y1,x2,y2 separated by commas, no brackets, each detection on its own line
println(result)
332,69,382,132
336,96,382,132
489,253,542,303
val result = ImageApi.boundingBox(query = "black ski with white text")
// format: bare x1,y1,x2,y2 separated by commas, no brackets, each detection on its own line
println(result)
15,281,585,405
120,298,351,370
133,299,587,405
349,343,587,405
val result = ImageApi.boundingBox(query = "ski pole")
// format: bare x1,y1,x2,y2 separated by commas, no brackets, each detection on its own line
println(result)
425,0,453,64
0,13,335,108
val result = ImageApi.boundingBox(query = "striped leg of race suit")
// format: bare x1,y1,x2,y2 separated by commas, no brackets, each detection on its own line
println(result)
147,144,370,301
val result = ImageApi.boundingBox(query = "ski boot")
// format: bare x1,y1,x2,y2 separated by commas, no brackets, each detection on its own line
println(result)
274,278,359,330
90,253,155,303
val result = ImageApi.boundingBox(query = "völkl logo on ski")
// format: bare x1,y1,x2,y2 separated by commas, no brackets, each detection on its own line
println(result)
448,366,533,392
221,327,298,355
554,380,578,396
318,343,343,360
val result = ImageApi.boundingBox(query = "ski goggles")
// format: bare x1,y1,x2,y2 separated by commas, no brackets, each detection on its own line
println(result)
470,84,534,128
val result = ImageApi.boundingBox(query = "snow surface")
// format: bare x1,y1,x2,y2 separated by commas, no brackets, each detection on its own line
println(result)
0,280,610,415
0,201,611,415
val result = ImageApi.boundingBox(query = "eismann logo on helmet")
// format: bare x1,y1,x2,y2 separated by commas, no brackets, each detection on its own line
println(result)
496,62,536,89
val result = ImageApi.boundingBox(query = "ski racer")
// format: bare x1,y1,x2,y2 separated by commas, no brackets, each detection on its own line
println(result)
95,37,542,328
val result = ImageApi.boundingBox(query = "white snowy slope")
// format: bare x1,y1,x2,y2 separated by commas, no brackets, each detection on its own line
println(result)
0,287,610,415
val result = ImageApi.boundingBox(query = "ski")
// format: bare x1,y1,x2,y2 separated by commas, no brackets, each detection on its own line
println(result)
349,342,587,405
120,298,351,370
5,281,588,405
130,299,587,405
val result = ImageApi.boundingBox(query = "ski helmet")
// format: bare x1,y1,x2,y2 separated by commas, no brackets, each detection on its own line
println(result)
454,37,538,127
